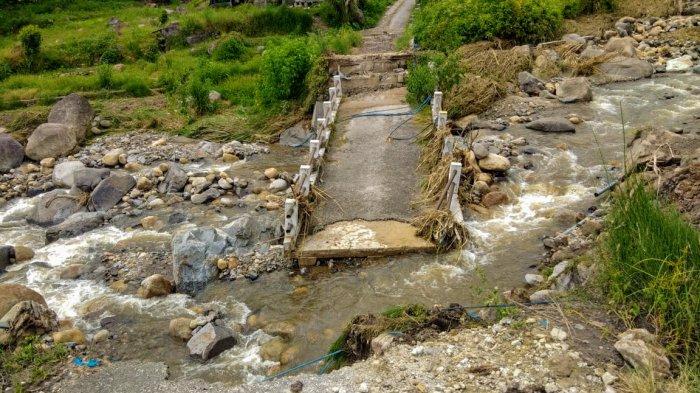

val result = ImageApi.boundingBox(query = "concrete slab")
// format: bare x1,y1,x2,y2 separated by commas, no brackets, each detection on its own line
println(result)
298,220,434,265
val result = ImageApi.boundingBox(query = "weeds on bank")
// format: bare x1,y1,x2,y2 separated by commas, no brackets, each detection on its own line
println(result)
0,336,68,391
600,180,700,364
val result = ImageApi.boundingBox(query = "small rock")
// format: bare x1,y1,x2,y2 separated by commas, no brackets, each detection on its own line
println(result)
666,55,694,72
169,317,194,341
137,274,173,299
140,215,164,230
102,148,125,167
550,327,568,341
524,273,544,285
53,328,85,344
268,178,289,192
478,154,511,172
187,323,236,360
40,157,56,168
526,117,576,133
13,245,34,262
92,329,110,343
264,167,279,179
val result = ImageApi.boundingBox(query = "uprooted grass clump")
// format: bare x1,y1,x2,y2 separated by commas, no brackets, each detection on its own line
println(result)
444,74,504,119
414,208,469,252
600,180,700,364
325,304,482,370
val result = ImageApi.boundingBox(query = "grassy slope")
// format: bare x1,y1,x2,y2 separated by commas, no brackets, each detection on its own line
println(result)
0,0,365,141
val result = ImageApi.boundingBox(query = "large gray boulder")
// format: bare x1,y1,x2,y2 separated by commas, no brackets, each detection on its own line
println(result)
556,77,592,103
187,323,236,360
614,329,670,377
172,227,228,295
0,300,58,345
28,189,85,226
46,211,104,242
25,123,77,161
73,168,111,192
598,58,654,82
517,71,545,95
525,117,576,133
222,214,256,253
158,163,188,194
88,174,135,211
47,93,94,143
0,134,24,172
52,160,86,188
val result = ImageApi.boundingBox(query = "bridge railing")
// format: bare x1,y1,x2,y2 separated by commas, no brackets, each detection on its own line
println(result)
432,91,464,224
284,74,344,253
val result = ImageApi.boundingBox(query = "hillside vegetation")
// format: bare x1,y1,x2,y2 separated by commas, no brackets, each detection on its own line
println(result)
0,0,378,140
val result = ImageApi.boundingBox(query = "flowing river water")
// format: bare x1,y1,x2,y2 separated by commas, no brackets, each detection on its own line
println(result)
1,73,698,386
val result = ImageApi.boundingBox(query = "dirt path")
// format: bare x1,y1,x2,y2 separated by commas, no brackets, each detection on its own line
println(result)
354,0,415,53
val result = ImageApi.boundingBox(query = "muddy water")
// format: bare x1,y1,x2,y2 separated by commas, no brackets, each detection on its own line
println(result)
0,74,698,386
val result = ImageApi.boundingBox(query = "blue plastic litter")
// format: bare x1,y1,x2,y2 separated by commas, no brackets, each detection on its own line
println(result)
73,356,101,368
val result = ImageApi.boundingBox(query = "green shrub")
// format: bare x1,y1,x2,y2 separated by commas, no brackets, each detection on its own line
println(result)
100,46,123,64
601,181,700,361
259,38,313,103
0,60,12,82
406,63,438,106
187,77,213,115
61,34,122,67
412,0,565,51
123,77,151,97
213,36,247,61
96,64,114,89
18,24,42,58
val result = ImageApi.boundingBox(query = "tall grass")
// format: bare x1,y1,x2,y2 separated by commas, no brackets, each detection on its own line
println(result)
601,180,700,363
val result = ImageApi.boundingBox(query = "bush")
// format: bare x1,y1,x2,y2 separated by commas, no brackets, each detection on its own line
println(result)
18,24,41,58
213,36,247,61
61,34,122,67
601,181,700,361
96,64,114,89
100,46,123,64
318,0,393,28
0,60,11,82
187,77,213,115
259,38,313,103
406,63,438,106
412,0,565,51
123,77,150,97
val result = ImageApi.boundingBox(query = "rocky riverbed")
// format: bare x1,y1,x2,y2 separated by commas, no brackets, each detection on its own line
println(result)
0,10,699,393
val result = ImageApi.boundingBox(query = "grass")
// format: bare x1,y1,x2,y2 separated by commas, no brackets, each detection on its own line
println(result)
618,363,699,393
600,180,700,364
0,336,69,391
0,0,365,141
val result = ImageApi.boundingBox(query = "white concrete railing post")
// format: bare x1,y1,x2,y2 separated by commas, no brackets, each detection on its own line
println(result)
323,101,334,124
432,91,443,124
297,165,312,197
442,136,455,158
309,139,321,167
333,75,343,98
445,162,462,210
283,198,299,251
437,110,448,130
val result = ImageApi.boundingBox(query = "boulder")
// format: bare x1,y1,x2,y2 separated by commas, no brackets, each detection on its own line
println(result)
186,323,236,360
0,284,47,317
562,33,586,45
52,160,86,188
478,153,511,172
222,214,256,252
13,245,34,262
137,274,173,299
158,163,188,194
556,77,592,103
0,301,57,345
59,264,84,279
89,174,136,211
92,329,110,343
28,189,85,227
190,188,220,205
604,36,638,57
25,123,77,160
0,245,12,271
52,328,86,344
169,317,194,341
46,211,105,241
73,168,111,192
279,122,313,147
614,329,670,377
264,321,295,340
524,274,544,285
172,227,228,295
268,178,289,192
525,117,576,133
47,93,94,142
598,58,654,82
482,191,508,207
0,134,24,172
517,71,545,95
666,55,694,72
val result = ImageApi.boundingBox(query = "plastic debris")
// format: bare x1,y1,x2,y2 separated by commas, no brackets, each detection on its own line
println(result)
73,356,101,368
